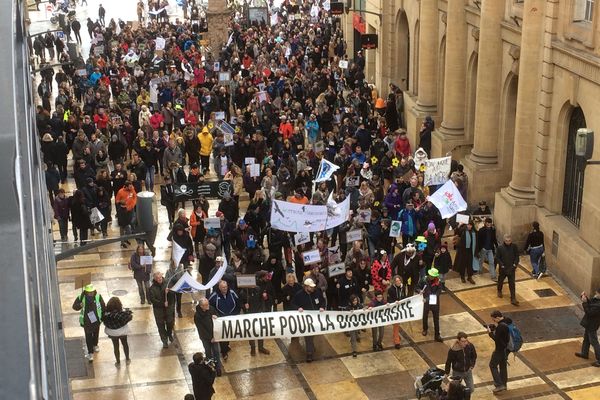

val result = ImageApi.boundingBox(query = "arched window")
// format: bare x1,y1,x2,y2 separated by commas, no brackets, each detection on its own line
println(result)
562,107,587,226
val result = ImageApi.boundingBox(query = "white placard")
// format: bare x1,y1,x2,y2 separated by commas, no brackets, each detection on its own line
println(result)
213,62,220,71
346,229,363,243
327,246,341,264
456,214,470,225
244,157,255,165
302,249,321,265
250,164,261,177
389,221,402,237
204,218,221,229
327,262,345,278
356,209,371,223
338,60,349,69
140,255,153,265
155,37,166,51
424,156,452,186
294,231,310,246
215,111,225,120
236,274,257,288
345,176,360,187
429,295,438,305
219,72,231,82
223,131,234,147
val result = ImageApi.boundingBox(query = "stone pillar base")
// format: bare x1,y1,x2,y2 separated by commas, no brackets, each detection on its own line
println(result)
493,188,537,249
462,156,511,208
431,128,472,159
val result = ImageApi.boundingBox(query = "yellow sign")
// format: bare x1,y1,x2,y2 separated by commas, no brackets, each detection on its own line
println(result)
199,39,209,46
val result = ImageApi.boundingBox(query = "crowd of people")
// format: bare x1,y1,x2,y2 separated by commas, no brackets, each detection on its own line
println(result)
35,1,577,399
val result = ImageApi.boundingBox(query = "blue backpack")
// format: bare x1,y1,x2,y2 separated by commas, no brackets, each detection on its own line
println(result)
507,322,523,353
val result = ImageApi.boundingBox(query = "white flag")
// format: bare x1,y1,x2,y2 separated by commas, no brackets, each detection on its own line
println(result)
171,241,187,266
314,158,340,182
170,258,228,293
427,180,468,219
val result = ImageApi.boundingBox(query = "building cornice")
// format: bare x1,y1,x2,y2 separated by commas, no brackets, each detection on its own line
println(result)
552,40,600,85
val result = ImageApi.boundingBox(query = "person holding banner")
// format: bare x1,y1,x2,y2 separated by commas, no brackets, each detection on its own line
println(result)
194,298,222,377
346,294,364,357
292,278,326,363
388,275,408,348
148,272,176,348
369,291,387,351
419,267,444,342
240,271,274,356
208,280,241,360
282,274,302,311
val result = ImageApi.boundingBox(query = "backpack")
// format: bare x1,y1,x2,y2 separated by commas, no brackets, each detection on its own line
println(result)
506,322,523,353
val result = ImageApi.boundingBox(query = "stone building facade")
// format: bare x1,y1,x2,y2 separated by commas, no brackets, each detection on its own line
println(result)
342,0,600,294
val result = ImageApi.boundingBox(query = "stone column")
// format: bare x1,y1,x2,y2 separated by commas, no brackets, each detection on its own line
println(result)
415,0,438,111
206,0,229,50
469,0,505,164
506,0,545,200
439,0,467,137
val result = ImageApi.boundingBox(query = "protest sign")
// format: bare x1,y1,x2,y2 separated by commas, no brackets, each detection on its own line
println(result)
219,71,231,82
223,131,234,147
302,250,321,265
250,164,261,177
236,275,257,288
327,262,345,277
203,218,221,229
214,295,424,341
270,198,350,233
390,221,402,237
74,273,92,290
346,229,363,243
456,214,470,225
427,180,467,219
338,60,349,69
213,62,220,71
244,157,255,165
215,111,225,120
164,181,233,201
90,207,104,225
170,265,227,293
140,256,153,265
356,209,372,223
345,176,360,187
325,197,350,229
93,45,105,56
424,156,452,186
155,37,166,50
327,246,341,264
294,231,310,246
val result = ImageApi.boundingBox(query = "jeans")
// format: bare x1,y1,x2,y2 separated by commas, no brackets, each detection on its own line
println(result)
145,165,155,191
58,218,68,240
372,326,384,346
452,369,474,393
110,336,130,362
135,279,149,303
480,249,496,279
489,350,508,387
84,324,100,354
581,327,600,361
529,246,544,274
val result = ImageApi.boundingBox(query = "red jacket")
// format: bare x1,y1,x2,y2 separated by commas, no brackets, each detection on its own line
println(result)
371,259,392,292
395,136,412,157
149,113,164,130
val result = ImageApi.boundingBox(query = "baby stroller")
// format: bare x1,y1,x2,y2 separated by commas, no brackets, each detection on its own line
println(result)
415,367,445,399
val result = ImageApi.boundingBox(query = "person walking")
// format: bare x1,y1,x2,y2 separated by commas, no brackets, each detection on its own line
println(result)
103,297,133,367
524,221,545,278
477,217,498,281
496,234,520,306
129,245,152,304
148,272,176,348
575,288,600,367
188,352,217,400
387,275,408,349
98,4,106,26
208,280,241,360
487,310,511,393
71,19,82,45
115,181,137,249
444,331,477,394
241,271,274,356
369,290,387,351
72,284,105,362
419,267,443,342
194,298,222,376
292,278,326,363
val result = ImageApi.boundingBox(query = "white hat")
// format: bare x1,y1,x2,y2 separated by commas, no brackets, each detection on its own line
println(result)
303,278,316,287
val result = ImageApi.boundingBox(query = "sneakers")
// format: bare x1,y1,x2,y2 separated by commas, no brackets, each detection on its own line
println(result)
94,346,100,353
85,353,94,362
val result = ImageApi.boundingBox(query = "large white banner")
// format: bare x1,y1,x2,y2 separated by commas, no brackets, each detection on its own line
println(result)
270,198,350,232
424,156,452,186
214,295,424,341
427,180,467,219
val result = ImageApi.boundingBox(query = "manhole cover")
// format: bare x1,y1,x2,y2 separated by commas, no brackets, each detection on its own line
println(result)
112,289,128,296
534,288,557,298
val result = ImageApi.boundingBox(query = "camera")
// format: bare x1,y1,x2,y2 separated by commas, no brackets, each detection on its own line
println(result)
483,324,496,331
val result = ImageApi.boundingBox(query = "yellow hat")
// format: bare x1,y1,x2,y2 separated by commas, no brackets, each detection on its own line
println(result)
84,284,95,292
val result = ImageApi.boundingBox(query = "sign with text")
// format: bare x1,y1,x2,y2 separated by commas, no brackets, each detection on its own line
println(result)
424,156,452,186
214,295,424,341
163,181,233,201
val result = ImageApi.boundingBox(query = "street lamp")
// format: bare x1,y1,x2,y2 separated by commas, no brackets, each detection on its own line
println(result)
575,128,600,165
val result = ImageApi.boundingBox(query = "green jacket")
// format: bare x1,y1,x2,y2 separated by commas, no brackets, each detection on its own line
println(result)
72,292,105,327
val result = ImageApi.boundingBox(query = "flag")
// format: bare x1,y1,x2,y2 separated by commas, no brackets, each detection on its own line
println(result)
172,241,187,266
427,180,467,219
314,158,340,182
170,258,228,293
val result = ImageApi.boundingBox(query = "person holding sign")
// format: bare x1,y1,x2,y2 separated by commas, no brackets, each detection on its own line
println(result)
72,284,106,362
240,271,274,356
208,281,241,360
292,278,326,363
129,245,152,304
418,267,443,342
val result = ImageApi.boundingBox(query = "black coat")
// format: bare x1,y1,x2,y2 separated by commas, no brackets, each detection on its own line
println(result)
188,361,216,399
581,297,600,331
292,288,326,310
496,243,520,272
194,305,218,341
444,342,477,374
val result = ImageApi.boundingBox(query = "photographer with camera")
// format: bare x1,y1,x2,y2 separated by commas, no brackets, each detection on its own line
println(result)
486,310,511,393
575,288,600,367
188,352,216,400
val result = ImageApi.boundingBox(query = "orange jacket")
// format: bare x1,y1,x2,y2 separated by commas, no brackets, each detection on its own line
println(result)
115,187,137,211
190,210,207,238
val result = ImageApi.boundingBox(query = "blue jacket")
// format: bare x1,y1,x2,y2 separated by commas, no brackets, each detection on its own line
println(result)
398,208,418,236
208,289,241,316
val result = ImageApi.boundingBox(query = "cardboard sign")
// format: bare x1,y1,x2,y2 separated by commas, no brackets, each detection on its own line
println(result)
346,229,363,243
327,262,345,278
294,231,311,246
456,214,470,225
74,273,92,290
140,256,153,265
236,274,256,288
203,218,221,229
302,249,321,265
389,221,402,237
